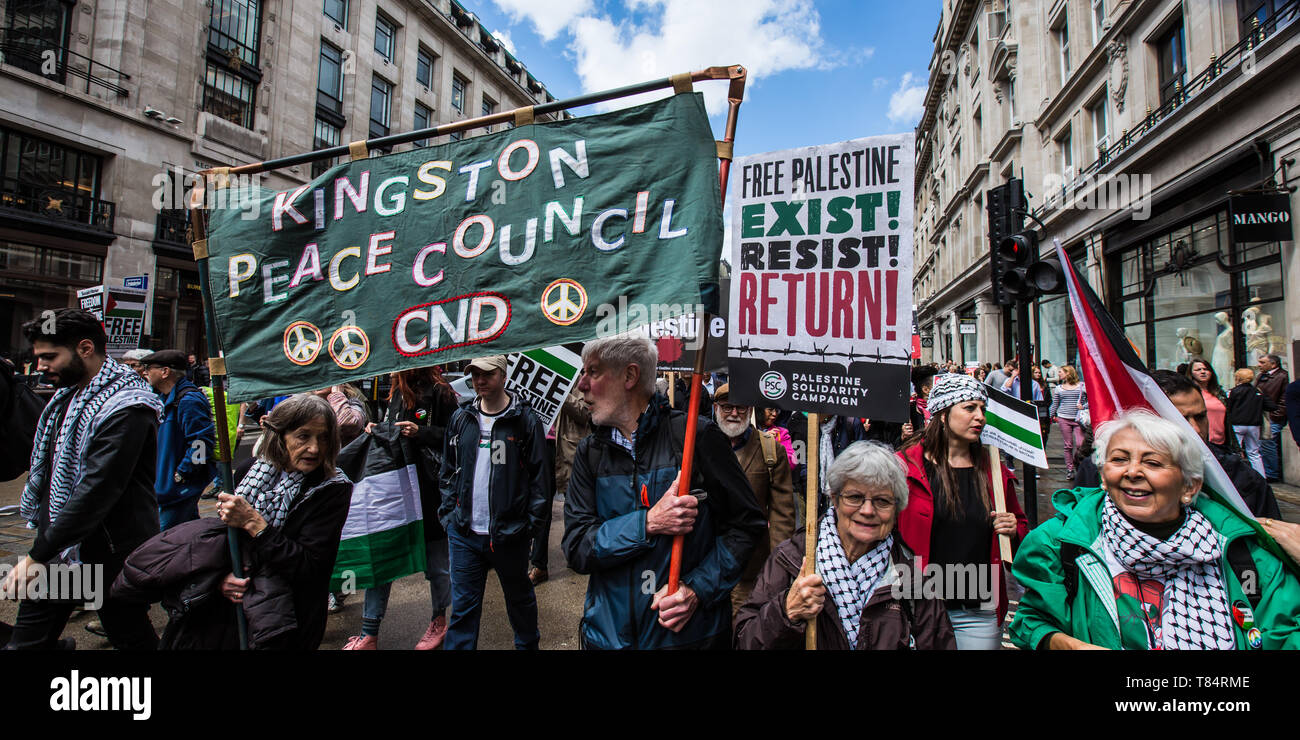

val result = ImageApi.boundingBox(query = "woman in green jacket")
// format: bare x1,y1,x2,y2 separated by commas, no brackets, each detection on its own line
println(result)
1010,409,1300,650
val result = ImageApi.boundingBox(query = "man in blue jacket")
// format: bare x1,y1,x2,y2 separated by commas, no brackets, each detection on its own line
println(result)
563,334,765,649
140,350,215,530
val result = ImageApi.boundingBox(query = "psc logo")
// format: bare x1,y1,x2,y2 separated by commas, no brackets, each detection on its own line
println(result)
759,371,787,400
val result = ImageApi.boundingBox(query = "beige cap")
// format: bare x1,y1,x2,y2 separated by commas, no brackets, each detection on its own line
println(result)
466,355,508,373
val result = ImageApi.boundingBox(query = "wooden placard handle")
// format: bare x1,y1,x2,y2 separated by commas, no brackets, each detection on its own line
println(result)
805,413,820,650
986,444,1014,564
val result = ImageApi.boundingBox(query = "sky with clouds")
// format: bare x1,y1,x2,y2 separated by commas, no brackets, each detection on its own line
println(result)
470,0,938,157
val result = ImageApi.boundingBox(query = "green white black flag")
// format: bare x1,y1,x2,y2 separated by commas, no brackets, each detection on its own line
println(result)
982,384,1047,468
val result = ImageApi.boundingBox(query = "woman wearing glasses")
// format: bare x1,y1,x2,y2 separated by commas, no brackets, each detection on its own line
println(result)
897,373,1029,649
734,441,955,650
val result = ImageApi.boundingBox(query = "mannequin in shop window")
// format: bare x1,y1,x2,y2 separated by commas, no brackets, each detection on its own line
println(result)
1212,311,1235,385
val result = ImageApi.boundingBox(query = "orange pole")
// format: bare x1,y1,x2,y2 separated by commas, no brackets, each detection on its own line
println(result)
666,68,746,596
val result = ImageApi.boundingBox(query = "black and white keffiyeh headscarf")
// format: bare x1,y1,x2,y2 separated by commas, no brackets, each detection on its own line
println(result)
815,506,894,648
21,355,162,531
235,457,348,529
1100,494,1236,650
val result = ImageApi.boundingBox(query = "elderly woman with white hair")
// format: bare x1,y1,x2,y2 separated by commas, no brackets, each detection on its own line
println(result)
735,441,956,650
1010,409,1300,650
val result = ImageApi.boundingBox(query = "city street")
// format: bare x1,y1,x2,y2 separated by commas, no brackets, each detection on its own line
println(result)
3,427,1297,650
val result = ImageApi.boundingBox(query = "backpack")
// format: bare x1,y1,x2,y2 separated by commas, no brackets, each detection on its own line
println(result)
758,428,780,480
0,361,47,481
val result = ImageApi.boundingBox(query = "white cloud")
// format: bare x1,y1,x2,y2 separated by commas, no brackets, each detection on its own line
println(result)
490,0,829,115
887,72,926,126
872,76,889,90
491,29,517,55
566,0,828,115
489,0,594,41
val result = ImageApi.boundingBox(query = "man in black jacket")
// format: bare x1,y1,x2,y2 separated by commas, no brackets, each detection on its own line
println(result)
3,309,162,650
439,355,549,649
563,334,765,649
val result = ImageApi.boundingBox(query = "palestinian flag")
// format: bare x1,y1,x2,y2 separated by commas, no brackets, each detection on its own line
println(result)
330,425,427,591
1054,238,1251,517
983,384,1048,468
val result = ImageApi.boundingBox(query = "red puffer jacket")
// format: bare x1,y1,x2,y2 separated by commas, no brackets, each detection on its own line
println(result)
895,444,1028,623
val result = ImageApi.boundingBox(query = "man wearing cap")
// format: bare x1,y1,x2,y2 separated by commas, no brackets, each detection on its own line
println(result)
120,348,150,375
712,383,795,612
141,349,216,530
439,355,550,649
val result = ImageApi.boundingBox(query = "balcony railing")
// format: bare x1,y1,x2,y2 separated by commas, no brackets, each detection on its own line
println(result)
0,176,115,232
1044,0,1298,211
0,29,131,97
154,208,189,246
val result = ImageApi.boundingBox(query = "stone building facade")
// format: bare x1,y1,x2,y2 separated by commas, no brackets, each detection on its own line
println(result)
915,0,1300,480
0,0,562,359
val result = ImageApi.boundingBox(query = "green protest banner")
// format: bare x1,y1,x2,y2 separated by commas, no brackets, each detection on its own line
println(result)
206,93,722,402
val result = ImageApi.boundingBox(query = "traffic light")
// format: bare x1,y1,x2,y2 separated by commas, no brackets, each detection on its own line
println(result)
996,230,1037,301
986,179,1025,306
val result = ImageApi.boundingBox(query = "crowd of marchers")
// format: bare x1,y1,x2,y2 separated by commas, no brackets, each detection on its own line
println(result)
3,308,1300,650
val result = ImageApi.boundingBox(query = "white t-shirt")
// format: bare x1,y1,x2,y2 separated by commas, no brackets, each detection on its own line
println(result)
471,409,503,535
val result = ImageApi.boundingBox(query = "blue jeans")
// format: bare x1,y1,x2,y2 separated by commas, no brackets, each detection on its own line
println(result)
445,523,539,650
946,608,1002,650
361,538,452,637
1263,420,1287,480
159,496,200,531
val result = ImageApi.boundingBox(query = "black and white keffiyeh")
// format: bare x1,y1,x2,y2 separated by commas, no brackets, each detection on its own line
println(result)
21,355,162,529
235,458,348,528
1101,495,1236,650
815,507,894,648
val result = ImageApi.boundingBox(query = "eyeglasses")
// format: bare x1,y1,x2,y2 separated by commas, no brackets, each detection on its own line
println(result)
837,492,896,511
716,403,749,415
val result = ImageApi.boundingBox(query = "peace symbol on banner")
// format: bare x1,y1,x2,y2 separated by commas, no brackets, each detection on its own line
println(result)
541,278,587,326
329,325,370,370
283,321,323,366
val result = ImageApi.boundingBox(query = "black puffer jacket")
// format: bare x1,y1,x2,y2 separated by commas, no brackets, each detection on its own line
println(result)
439,393,550,544
388,381,458,540
112,470,352,649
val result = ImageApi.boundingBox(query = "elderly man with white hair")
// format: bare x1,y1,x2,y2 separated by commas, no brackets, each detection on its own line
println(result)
1011,409,1300,650
562,333,766,649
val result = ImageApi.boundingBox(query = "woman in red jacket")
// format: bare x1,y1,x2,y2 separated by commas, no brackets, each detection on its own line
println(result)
896,373,1029,649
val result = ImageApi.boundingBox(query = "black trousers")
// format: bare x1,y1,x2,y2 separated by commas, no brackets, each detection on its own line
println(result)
530,438,558,570
4,554,158,650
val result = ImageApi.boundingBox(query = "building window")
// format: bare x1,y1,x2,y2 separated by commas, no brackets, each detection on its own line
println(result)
0,125,110,230
1156,20,1187,105
209,0,261,68
1089,92,1109,159
449,131,463,142
416,47,435,90
1058,129,1073,180
1056,12,1071,81
203,0,262,130
413,102,432,147
374,12,395,63
323,0,347,28
317,41,343,114
370,76,391,138
481,96,497,132
1238,0,1275,42
312,118,341,179
1091,0,1105,45
3,0,73,81
202,62,257,129
451,73,467,113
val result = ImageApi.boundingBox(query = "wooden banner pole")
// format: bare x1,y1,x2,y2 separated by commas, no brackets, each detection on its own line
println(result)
805,412,820,650
986,443,1014,564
